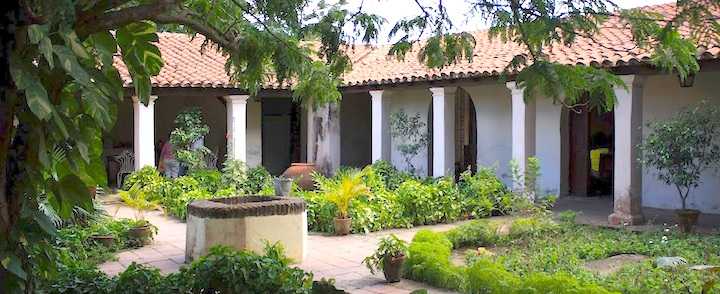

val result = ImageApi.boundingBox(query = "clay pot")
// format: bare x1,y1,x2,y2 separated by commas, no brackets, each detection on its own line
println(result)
129,224,154,245
333,217,352,235
90,235,115,248
282,163,317,190
382,254,406,283
676,209,700,233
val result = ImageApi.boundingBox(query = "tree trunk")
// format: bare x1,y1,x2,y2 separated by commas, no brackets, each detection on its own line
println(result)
1,1,25,288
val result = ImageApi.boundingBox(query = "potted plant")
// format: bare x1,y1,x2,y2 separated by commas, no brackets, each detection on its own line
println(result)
119,184,158,244
362,234,408,283
89,225,116,248
324,171,369,235
638,101,720,233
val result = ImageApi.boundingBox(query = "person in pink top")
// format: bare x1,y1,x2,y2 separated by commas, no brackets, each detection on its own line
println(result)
159,140,179,178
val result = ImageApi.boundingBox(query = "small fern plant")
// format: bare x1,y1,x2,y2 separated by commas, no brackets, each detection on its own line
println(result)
324,171,369,219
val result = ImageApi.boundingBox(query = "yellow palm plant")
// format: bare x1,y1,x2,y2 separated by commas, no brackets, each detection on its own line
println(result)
325,171,370,219
119,183,159,221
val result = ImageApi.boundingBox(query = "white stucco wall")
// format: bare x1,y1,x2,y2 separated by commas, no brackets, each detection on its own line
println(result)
246,98,262,167
464,84,513,184
641,71,720,213
534,98,562,195
386,88,432,176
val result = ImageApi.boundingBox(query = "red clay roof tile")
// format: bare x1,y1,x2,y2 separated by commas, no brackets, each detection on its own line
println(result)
115,3,719,89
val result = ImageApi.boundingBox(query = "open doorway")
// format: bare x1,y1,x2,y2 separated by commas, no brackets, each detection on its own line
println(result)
567,106,614,196
455,88,477,176
262,98,302,175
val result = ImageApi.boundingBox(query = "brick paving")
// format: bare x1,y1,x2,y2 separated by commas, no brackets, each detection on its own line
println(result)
99,202,460,293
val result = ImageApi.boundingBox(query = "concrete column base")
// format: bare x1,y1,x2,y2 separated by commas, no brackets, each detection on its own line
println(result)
608,212,645,226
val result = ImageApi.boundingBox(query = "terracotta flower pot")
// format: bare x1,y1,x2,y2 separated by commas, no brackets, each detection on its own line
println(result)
129,224,154,245
334,217,352,235
676,209,700,233
90,235,115,248
282,163,317,190
382,254,406,283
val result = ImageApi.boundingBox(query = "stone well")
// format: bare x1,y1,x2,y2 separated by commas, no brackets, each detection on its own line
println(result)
185,196,307,262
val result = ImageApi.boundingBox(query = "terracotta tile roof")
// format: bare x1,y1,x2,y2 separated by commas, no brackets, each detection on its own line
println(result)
116,2,720,89
116,33,232,88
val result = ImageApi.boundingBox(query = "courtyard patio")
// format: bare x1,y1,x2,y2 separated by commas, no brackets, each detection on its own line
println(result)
97,194,720,293
98,197,462,293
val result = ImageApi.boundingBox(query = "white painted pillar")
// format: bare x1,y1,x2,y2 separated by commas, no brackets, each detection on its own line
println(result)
429,87,455,178
507,82,536,191
133,95,158,170
307,102,341,175
370,90,388,162
225,95,250,163
609,75,645,225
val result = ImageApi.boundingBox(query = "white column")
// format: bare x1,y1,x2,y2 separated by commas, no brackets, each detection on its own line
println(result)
609,75,645,225
225,95,250,163
507,82,536,191
429,87,455,178
133,95,157,170
370,90,387,162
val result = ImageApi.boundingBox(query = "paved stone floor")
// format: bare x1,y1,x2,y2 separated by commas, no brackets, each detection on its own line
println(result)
99,199,460,293
553,196,720,233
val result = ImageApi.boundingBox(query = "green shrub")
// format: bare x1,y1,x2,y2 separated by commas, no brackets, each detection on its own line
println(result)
189,169,222,193
371,160,415,190
557,210,578,224
44,244,315,294
44,262,113,294
508,216,559,239
122,166,164,190
445,219,499,248
404,230,463,290
113,263,164,293
162,189,213,220
297,189,337,233
459,167,513,217
396,178,462,225
220,159,247,192
464,258,521,293
54,218,141,265
169,245,313,293
351,189,411,233
396,180,442,225
240,166,274,194
519,272,615,294
215,186,237,197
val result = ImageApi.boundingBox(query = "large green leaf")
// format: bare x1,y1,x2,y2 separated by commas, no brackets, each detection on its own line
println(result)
10,59,53,120
117,21,163,102
61,29,91,60
53,45,92,87
1,254,26,281
50,174,93,219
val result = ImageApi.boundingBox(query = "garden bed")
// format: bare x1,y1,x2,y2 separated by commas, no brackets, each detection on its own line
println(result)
403,215,720,293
